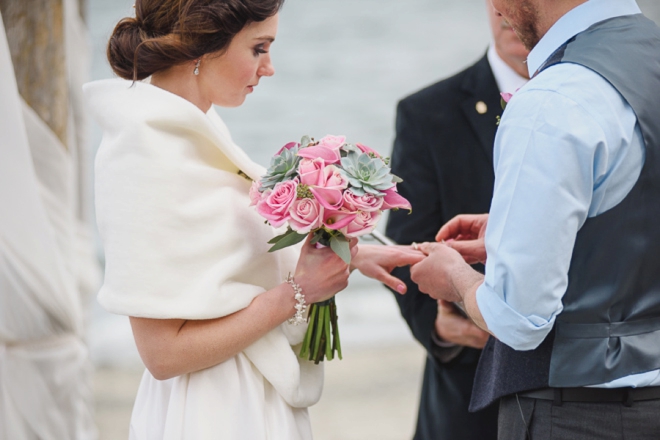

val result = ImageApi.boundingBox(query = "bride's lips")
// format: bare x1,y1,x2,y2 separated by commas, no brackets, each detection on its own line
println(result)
247,84,257,92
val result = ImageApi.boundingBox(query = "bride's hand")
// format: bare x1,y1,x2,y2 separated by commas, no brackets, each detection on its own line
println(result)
293,235,358,303
350,244,425,294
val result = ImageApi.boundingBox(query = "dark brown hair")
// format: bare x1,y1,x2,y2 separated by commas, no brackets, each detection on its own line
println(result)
107,0,284,81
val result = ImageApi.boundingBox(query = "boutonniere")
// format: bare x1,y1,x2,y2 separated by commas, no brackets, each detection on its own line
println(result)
496,91,516,125
500,92,514,109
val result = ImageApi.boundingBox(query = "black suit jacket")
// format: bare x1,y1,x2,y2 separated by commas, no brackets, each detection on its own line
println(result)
386,54,501,440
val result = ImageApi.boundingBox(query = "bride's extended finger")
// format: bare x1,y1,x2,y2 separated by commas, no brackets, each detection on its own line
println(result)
393,250,426,266
379,271,407,294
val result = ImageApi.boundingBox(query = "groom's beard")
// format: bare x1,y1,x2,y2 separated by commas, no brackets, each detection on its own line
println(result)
506,0,542,50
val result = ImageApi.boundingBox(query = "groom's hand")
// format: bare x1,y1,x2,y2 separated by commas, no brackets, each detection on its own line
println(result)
436,214,489,265
435,300,489,349
410,242,465,302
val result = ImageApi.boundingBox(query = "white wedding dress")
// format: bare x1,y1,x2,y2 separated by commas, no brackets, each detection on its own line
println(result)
84,79,323,440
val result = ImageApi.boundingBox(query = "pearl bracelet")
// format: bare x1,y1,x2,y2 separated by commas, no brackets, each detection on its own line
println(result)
286,273,307,325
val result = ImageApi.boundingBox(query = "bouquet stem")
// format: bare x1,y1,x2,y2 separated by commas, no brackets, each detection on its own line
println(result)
299,297,342,364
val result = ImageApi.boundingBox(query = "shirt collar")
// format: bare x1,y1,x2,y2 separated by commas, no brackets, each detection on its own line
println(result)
487,45,529,95
526,0,642,77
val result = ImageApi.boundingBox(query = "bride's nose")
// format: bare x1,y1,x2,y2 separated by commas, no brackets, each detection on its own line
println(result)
258,56,275,77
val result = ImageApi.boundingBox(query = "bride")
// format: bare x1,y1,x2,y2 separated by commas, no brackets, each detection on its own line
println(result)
85,0,422,439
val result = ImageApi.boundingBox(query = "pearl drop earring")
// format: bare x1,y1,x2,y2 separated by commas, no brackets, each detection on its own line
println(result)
193,59,201,76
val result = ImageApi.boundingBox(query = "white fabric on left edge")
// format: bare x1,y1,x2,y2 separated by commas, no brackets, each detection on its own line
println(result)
84,78,322,440
0,4,97,439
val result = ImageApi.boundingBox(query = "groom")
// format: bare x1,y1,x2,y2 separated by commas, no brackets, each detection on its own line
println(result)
410,0,660,438
385,1,528,438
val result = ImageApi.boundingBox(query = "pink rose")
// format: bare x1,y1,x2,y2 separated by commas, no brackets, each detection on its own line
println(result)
309,165,349,210
342,210,381,238
299,158,326,186
355,142,381,158
256,179,298,228
289,198,323,234
249,180,265,206
381,186,412,211
343,191,384,212
322,209,357,231
275,141,300,156
317,135,346,150
319,165,348,190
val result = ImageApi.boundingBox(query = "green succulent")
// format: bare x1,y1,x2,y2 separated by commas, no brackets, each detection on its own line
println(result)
260,145,301,191
339,151,395,196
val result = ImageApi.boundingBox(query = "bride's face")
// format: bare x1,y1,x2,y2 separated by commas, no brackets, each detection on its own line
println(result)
200,14,279,108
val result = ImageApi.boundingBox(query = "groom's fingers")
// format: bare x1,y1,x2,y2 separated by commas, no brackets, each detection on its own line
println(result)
445,239,486,264
418,242,442,256
435,214,484,242
436,215,472,242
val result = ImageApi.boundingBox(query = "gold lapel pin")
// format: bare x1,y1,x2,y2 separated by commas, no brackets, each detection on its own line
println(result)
476,101,488,114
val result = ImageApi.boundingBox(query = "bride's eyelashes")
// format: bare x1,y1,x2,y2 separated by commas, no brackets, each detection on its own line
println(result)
253,44,268,56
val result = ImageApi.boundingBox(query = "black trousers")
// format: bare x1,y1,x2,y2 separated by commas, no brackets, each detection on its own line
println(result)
498,395,660,440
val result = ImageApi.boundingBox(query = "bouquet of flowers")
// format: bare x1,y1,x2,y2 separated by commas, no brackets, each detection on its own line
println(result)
250,135,411,363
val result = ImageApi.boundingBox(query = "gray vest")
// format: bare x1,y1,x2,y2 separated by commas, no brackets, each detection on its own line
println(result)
471,13,660,411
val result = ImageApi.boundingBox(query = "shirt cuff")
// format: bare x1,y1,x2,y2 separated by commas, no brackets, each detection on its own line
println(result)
476,283,556,351
430,330,465,363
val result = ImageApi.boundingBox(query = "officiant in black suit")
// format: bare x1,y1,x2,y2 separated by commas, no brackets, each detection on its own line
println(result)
385,3,528,439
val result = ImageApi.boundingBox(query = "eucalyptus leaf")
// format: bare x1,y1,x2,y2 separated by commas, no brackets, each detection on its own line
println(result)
330,235,351,264
310,230,324,245
268,231,307,252
267,227,295,244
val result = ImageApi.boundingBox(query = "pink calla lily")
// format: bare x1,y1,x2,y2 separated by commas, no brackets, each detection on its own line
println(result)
382,188,412,211
310,187,344,210
275,141,300,156
297,145,341,164
355,142,381,157
323,209,357,230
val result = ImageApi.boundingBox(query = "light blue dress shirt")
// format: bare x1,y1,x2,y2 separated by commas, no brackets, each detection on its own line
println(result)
476,0,660,388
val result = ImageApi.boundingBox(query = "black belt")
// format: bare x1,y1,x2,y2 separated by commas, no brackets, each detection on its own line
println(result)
518,386,660,407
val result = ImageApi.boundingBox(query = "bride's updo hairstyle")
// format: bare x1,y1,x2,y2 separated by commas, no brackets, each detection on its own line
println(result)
108,0,285,81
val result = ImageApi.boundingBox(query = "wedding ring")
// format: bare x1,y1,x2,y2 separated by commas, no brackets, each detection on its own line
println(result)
412,242,419,251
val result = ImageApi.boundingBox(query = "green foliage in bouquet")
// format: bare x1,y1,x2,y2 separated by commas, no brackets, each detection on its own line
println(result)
269,227,351,263
267,227,308,252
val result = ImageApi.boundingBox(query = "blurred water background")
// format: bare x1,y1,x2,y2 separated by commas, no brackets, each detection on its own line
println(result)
84,1,660,438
